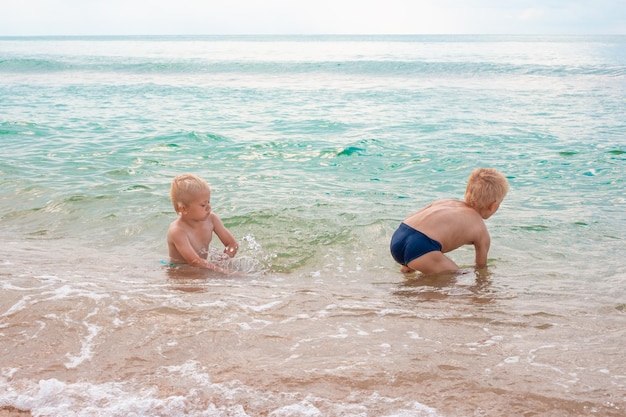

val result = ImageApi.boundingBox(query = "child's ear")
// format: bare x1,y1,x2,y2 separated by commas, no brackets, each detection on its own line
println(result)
487,201,498,213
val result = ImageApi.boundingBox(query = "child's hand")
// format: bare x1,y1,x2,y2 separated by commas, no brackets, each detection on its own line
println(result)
224,245,238,258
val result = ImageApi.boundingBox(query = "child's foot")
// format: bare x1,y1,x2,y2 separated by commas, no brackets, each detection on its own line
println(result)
400,265,414,273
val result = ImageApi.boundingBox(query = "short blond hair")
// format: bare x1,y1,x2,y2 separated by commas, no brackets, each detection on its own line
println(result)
170,174,210,214
464,168,509,209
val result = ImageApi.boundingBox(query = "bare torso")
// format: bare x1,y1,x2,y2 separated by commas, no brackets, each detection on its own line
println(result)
167,215,215,263
403,199,489,254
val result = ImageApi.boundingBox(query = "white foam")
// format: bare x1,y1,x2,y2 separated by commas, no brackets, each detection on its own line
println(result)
2,283,32,291
376,308,417,317
241,300,282,312
1,367,19,378
195,300,229,309
466,335,504,349
527,344,566,375
2,378,194,417
280,313,312,324
500,356,520,365
329,327,349,339
1,295,32,317
407,331,422,340
41,284,110,302
159,360,212,386
64,309,102,369
269,400,322,417
0,365,443,417
35,274,64,282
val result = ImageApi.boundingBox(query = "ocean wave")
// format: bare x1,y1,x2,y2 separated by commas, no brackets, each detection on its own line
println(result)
1,57,624,77
0,371,442,417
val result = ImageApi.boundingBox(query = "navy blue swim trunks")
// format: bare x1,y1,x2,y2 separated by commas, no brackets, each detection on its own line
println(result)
390,223,443,266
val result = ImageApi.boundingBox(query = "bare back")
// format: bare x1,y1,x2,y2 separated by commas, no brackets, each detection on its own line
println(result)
403,199,490,265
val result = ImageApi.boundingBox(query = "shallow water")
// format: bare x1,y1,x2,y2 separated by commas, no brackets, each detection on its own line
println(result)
1,35,625,416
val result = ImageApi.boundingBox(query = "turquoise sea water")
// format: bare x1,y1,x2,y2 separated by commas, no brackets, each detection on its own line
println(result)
1,36,625,416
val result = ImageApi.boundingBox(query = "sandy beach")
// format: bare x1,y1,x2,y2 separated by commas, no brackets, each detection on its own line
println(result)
1,35,624,416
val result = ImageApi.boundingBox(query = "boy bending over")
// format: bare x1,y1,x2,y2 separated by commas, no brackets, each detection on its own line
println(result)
168,174,238,272
390,168,509,275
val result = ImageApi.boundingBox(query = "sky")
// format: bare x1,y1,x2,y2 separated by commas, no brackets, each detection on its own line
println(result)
1,0,625,36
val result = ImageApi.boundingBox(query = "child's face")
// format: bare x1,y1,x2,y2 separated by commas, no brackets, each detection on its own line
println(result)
182,188,212,220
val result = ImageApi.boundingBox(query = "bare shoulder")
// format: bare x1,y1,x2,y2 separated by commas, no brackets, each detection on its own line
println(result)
167,219,181,240
207,212,224,229
406,199,470,222
167,218,187,240
435,200,482,219
431,199,471,210
167,218,178,233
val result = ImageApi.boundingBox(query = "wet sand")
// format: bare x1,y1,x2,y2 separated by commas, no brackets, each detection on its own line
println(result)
0,408,31,417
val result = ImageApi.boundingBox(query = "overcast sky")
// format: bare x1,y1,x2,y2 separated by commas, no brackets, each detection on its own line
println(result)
1,0,625,36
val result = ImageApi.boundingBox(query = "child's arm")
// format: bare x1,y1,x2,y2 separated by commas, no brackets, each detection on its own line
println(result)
473,231,491,267
211,213,239,258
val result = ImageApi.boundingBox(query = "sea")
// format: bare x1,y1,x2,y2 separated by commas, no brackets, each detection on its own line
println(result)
0,35,624,417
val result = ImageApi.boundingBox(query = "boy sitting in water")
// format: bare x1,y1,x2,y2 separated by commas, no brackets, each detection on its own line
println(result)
167,174,238,272
390,168,509,275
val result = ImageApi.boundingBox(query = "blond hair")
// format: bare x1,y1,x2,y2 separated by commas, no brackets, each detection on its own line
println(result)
170,174,210,214
464,168,509,209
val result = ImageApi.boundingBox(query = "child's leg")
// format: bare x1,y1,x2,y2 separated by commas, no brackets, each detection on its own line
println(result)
406,251,459,275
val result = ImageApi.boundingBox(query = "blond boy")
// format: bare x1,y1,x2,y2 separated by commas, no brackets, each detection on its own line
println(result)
167,174,238,272
390,168,509,275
